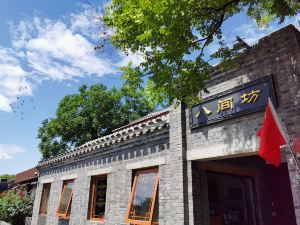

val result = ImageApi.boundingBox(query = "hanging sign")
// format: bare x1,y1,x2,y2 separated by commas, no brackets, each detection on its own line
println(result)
190,75,277,128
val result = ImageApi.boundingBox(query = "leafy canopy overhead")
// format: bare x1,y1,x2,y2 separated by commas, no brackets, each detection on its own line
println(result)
103,0,300,105
37,84,154,158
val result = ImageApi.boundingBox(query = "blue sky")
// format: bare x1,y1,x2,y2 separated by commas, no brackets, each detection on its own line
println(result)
0,1,299,175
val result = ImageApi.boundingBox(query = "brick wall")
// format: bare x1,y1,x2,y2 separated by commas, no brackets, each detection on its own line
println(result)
186,25,300,225
159,101,188,225
186,25,300,160
31,129,169,225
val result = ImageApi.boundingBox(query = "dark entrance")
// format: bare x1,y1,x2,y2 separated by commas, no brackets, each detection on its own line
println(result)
208,172,257,225
194,156,297,225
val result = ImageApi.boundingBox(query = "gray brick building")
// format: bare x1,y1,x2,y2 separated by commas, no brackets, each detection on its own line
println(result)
31,25,300,225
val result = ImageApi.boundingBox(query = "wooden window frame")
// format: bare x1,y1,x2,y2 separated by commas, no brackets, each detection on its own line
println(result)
39,183,51,215
56,179,74,219
89,175,107,222
125,167,159,225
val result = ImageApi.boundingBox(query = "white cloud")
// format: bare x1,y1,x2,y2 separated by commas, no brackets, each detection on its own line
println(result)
0,46,32,112
231,16,300,47
232,22,275,45
207,15,300,56
0,4,134,113
11,16,116,81
0,144,26,160
69,5,105,41
117,51,146,67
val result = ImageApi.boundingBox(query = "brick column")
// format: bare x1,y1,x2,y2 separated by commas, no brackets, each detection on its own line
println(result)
68,172,90,225
105,164,132,225
46,179,63,225
285,149,300,225
30,180,43,225
159,100,188,225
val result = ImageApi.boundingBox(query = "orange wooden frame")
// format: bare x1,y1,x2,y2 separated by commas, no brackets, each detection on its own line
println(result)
125,168,159,225
39,183,51,215
56,180,74,219
89,175,107,222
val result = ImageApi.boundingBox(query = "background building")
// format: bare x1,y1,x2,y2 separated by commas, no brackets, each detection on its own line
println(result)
15,167,39,195
0,178,8,193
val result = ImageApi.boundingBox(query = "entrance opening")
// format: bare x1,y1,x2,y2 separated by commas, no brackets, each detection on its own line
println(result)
208,172,257,225
193,156,297,225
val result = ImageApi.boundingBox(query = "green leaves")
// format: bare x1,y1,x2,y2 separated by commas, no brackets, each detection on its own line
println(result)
37,84,154,158
0,174,15,179
103,0,300,105
0,187,33,225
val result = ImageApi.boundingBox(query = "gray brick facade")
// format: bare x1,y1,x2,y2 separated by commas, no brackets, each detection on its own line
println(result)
31,128,170,225
31,25,300,225
186,25,300,225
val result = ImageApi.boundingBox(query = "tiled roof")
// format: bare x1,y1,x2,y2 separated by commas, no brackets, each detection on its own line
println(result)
15,167,38,183
37,109,170,167
113,109,169,132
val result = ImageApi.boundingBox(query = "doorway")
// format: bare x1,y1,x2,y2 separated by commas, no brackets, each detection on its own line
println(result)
193,156,297,225
208,172,257,225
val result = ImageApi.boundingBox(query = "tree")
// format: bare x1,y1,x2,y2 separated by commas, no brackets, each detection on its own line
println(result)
0,174,15,180
37,84,155,158
102,0,300,105
0,186,34,225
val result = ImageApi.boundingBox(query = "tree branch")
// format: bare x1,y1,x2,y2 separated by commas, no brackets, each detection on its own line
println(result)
194,12,225,46
192,0,240,44
194,0,242,14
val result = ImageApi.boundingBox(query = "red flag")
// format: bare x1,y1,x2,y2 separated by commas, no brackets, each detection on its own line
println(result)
257,99,288,166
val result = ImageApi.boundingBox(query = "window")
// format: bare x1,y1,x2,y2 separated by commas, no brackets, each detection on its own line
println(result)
89,175,107,221
126,168,159,225
56,180,74,219
39,183,51,215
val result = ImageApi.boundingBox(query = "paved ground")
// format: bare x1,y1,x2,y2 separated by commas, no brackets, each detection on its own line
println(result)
0,221,11,225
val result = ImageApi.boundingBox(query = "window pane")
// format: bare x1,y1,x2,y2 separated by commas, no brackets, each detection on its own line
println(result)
129,172,157,221
58,181,74,214
39,183,51,214
92,177,107,218
44,185,51,213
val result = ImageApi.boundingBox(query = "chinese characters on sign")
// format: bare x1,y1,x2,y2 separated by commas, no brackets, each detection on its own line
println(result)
190,76,276,128
195,107,212,117
195,90,262,117
217,97,234,113
241,90,261,104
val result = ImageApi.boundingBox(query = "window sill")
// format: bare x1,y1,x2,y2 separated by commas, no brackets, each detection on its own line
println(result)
89,220,105,224
57,215,70,220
